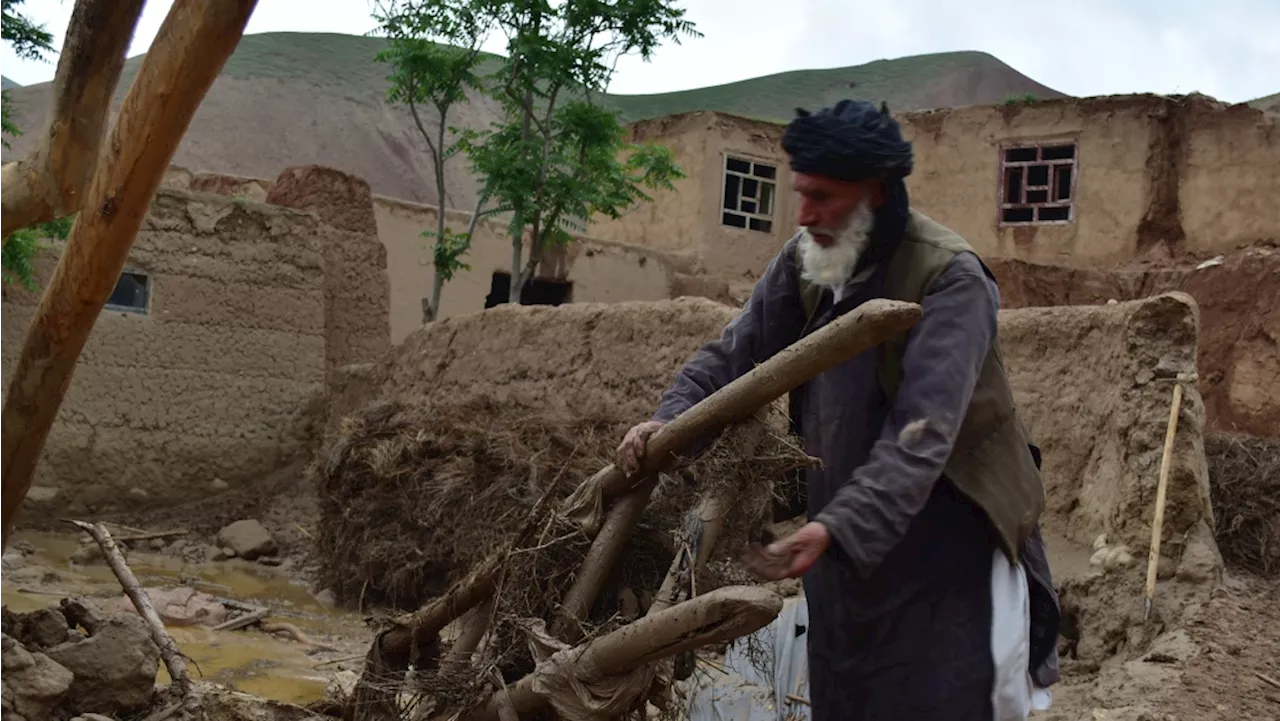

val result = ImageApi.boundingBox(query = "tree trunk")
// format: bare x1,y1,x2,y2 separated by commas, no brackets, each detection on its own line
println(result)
425,107,448,324
0,0,147,243
0,0,260,548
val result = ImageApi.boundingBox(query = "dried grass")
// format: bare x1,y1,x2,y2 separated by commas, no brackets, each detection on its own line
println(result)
315,394,815,718
1206,433,1280,578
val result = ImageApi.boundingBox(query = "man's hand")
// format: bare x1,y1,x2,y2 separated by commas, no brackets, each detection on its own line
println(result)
740,521,831,580
616,420,664,477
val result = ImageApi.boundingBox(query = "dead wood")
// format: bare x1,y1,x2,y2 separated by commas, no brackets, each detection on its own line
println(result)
549,298,921,642
0,0,146,242
261,620,339,652
453,585,784,721
66,520,195,700
213,607,270,632
0,0,260,548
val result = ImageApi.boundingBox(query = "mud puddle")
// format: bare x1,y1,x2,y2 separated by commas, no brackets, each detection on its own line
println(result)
2,530,371,705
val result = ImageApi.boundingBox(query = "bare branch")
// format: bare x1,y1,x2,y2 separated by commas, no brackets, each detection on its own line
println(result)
1,0,147,243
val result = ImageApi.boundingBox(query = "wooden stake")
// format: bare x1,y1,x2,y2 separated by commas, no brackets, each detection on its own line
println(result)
0,0,259,547
66,520,195,699
0,0,146,243
454,586,783,721
1144,382,1184,621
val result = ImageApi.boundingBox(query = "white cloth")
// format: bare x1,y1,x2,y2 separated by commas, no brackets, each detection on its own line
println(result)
989,548,1053,719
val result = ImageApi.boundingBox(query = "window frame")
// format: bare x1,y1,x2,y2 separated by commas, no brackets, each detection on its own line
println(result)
104,267,152,315
997,139,1079,227
720,152,778,234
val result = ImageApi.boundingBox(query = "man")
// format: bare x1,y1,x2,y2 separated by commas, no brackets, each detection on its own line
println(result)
616,100,1060,720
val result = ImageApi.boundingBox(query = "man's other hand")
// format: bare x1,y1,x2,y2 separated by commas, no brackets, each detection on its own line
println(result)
616,420,664,477
740,521,831,580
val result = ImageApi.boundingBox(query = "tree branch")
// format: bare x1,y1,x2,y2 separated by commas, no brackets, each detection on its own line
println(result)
1,0,260,547
1,0,147,244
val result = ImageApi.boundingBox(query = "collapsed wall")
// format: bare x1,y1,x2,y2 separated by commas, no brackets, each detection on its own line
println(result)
991,246,1280,440
1002,292,1218,665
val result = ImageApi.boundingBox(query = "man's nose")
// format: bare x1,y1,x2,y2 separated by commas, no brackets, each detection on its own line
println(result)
797,200,819,227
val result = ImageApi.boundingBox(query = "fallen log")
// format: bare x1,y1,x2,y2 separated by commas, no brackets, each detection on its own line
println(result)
67,520,195,701
549,297,921,641
0,0,260,547
0,0,146,243
453,585,784,721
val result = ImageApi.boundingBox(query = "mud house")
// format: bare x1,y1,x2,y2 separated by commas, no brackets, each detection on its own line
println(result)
588,94,1280,289
0,172,392,521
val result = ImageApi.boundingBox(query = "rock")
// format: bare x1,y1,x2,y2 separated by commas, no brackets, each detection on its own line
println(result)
618,587,640,620
127,488,149,500
19,607,69,650
1176,520,1223,585
216,520,277,560
149,538,168,551
2,634,75,721
212,547,236,561
257,557,282,567
1157,556,1177,580
69,542,104,566
210,478,230,491
313,588,337,609
2,550,26,573
44,615,160,714
119,587,228,627
13,541,36,554
71,714,116,721
24,487,60,505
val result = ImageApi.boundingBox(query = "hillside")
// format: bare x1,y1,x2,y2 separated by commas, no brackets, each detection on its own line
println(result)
1,75,18,89
0,31,1066,210
1250,92,1280,114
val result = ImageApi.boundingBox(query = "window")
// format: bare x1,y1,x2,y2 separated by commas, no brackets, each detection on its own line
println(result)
722,155,776,233
484,271,573,308
105,269,150,314
999,142,1076,224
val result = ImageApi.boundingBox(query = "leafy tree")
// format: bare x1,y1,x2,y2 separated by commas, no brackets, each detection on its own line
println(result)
466,0,698,304
381,0,698,308
373,0,509,323
2,0,59,288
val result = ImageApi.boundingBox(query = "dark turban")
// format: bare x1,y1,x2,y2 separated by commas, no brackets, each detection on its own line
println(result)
782,99,914,182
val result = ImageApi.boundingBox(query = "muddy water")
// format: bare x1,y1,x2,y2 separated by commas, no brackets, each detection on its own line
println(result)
2,530,371,705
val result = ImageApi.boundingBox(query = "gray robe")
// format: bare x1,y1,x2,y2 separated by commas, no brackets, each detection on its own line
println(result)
652,235,1060,720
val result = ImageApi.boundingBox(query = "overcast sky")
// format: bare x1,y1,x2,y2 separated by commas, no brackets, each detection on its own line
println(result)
2,0,1276,103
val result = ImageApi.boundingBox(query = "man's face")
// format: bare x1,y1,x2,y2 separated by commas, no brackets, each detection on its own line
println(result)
792,172,882,247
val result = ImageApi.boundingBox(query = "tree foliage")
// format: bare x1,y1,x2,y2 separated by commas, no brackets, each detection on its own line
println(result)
2,216,72,289
375,0,699,310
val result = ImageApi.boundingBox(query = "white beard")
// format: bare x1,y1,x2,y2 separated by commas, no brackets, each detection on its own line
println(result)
798,199,875,290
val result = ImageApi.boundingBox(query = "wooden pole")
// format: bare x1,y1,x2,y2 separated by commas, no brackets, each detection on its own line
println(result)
0,0,260,547
1144,382,1184,621
454,586,783,721
0,0,147,243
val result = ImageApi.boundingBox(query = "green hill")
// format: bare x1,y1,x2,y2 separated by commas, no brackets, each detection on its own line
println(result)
2,31,1067,208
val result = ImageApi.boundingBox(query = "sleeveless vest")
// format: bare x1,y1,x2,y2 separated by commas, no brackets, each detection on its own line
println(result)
791,210,1044,561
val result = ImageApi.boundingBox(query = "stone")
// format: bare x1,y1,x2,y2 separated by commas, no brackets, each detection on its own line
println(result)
20,607,69,650
127,488,149,500
71,714,116,721
210,478,230,491
1176,520,1224,585
216,520,277,561
1157,556,1177,580
44,615,160,714
2,633,75,721
313,588,337,609
212,547,236,561
119,587,228,627
2,550,26,573
24,487,60,505
149,538,168,551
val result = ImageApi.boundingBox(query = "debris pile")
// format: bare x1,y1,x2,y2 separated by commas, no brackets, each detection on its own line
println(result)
1206,433,1280,577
